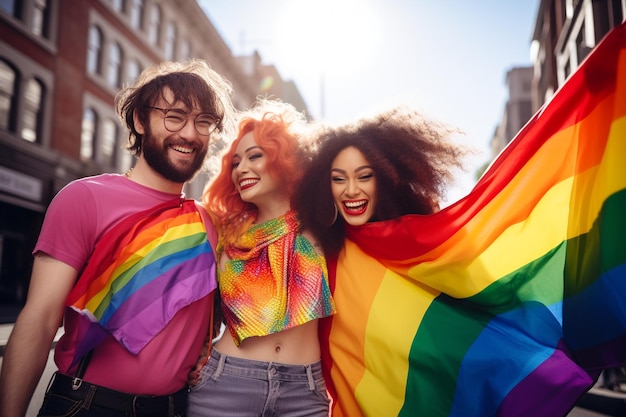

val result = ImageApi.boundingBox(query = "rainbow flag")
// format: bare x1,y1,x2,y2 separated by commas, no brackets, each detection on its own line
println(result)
66,198,217,362
321,22,626,417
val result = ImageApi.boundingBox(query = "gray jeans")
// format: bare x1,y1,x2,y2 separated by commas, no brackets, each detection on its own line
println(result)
188,349,330,417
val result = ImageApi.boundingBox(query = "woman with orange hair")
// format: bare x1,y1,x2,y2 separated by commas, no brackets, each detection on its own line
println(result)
188,99,335,416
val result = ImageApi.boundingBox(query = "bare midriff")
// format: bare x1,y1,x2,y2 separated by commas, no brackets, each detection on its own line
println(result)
214,319,321,364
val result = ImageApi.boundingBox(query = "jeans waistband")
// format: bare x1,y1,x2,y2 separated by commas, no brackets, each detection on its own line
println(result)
47,372,188,416
209,348,323,384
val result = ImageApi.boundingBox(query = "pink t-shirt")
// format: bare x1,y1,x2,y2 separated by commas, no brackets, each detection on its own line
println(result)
34,174,217,395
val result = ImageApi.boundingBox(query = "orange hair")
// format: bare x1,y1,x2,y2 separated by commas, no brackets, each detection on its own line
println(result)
203,99,309,247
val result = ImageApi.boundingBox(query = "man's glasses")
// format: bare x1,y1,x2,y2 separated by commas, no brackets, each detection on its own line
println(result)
147,106,220,136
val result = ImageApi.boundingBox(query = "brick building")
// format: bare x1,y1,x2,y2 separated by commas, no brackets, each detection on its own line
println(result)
0,0,308,321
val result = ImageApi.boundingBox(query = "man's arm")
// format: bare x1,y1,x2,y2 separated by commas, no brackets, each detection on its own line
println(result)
0,254,77,417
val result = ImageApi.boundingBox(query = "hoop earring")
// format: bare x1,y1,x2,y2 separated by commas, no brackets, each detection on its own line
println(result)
329,204,338,225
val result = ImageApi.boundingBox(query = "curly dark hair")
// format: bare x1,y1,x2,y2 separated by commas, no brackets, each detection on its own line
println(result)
293,106,468,256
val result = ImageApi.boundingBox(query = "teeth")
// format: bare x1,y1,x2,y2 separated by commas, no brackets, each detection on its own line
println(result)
240,179,258,187
345,200,366,208
172,145,193,153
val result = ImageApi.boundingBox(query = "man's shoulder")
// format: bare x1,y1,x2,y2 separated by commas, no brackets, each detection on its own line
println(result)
74,173,123,186
53,174,124,202
62,173,123,191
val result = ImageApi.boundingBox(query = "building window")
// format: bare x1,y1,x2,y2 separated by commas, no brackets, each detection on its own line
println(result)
111,0,124,13
81,108,97,161
21,78,44,143
101,118,117,166
31,0,50,38
129,0,143,30
0,59,17,132
576,23,586,66
148,4,161,45
127,58,141,85
592,0,624,42
164,21,177,60
0,0,20,18
107,42,123,88
564,57,572,80
87,25,103,75
519,101,532,127
179,39,191,60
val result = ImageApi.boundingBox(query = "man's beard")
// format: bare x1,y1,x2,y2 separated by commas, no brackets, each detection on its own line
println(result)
142,128,208,183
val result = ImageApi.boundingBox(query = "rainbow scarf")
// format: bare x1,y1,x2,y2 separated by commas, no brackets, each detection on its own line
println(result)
221,210,335,346
66,198,217,364
322,22,626,417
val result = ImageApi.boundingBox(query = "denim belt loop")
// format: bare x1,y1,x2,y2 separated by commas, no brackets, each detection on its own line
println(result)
168,393,174,416
212,351,226,380
84,384,97,410
305,364,315,391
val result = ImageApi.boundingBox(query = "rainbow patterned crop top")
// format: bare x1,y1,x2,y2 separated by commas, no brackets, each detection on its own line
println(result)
219,210,336,346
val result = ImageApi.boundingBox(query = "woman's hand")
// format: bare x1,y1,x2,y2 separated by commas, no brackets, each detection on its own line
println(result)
187,352,209,386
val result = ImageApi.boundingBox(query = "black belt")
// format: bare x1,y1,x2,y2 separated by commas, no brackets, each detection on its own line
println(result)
47,372,188,416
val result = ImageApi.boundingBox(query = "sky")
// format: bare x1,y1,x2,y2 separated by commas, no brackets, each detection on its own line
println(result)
198,0,540,202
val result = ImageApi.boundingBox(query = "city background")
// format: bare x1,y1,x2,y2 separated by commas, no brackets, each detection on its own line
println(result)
0,0,625,415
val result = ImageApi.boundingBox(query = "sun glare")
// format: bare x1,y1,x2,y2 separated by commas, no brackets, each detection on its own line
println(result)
274,0,381,76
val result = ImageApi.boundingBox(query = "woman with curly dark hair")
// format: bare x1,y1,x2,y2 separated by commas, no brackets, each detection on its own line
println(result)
292,106,469,417
294,105,468,257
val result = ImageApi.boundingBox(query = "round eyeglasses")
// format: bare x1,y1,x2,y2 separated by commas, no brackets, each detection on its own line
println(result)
147,106,220,136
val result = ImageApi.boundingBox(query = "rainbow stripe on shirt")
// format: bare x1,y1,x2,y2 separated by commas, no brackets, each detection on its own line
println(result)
66,198,217,362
